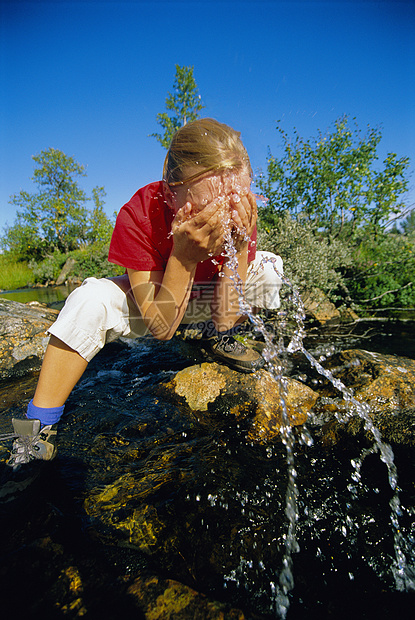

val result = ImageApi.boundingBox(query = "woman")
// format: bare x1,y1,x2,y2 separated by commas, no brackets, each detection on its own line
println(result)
2,118,283,482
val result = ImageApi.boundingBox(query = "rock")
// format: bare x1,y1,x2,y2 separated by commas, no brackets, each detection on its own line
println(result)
56,257,77,286
329,350,415,412
313,349,415,446
164,361,319,443
128,574,246,619
302,288,341,324
0,298,58,381
2,330,415,618
55,565,87,616
338,306,359,322
174,363,227,410
85,476,171,553
82,422,289,591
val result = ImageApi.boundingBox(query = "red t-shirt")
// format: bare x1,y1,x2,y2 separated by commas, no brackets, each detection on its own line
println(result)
108,181,257,286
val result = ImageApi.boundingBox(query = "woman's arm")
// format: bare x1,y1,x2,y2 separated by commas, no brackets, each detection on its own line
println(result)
128,257,196,341
128,198,227,340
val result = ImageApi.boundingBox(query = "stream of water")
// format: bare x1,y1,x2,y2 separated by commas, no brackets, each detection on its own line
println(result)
219,216,415,617
0,283,76,307
1,212,415,617
1,316,414,617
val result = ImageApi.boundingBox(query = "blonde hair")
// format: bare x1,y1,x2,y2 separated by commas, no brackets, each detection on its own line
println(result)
163,118,252,186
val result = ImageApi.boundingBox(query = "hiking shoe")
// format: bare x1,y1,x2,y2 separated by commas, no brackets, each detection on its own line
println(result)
7,418,58,468
0,419,57,508
201,334,265,373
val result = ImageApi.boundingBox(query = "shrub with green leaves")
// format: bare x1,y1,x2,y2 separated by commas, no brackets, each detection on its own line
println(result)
71,244,124,280
346,232,415,310
28,245,123,284
29,251,68,283
257,212,353,299
255,116,413,312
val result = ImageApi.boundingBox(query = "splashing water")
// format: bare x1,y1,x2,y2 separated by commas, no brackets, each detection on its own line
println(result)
219,213,415,617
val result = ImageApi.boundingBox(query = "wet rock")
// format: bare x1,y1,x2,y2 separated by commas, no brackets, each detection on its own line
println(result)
128,574,246,619
313,349,415,446
83,440,198,555
163,362,319,443
3,331,415,618
174,363,227,410
302,288,341,324
85,478,170,554
82,431,288,596
338,306,359,322
55,565,87,616
0,373,39,413
0,298,58,381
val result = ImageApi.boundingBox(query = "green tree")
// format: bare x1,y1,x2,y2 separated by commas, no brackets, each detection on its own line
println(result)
86,186,115,247
2,149,116,263
150,64,204,149
1,214,47,261
3,148,89,259
255,117,414,310
257,116,410,239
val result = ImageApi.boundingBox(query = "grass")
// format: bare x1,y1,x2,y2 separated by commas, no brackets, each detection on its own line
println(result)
0,255,34,290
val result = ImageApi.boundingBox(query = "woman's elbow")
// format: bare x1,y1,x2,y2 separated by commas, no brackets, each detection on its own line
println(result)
146,321,176,341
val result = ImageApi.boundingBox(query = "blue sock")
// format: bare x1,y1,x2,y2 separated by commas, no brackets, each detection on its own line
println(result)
26,399,65,427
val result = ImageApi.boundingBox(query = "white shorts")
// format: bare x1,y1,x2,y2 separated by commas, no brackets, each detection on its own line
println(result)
48,251,283,362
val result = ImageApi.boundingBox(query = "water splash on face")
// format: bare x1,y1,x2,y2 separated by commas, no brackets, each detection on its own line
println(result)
218,217,415,617
184,170,251,218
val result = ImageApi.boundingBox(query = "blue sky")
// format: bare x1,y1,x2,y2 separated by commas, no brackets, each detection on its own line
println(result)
1,0,414,232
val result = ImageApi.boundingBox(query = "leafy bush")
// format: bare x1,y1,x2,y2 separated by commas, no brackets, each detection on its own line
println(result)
255,117,413,313
257,212,353,299
71,244,124,279
29,245,123,284
29,251,68,283
346,232,415,310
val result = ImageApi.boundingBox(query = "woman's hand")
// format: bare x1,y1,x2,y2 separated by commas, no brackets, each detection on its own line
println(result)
171,199,227,267
229,190,257,251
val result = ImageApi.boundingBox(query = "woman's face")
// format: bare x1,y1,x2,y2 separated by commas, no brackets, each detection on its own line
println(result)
169,168,251,215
